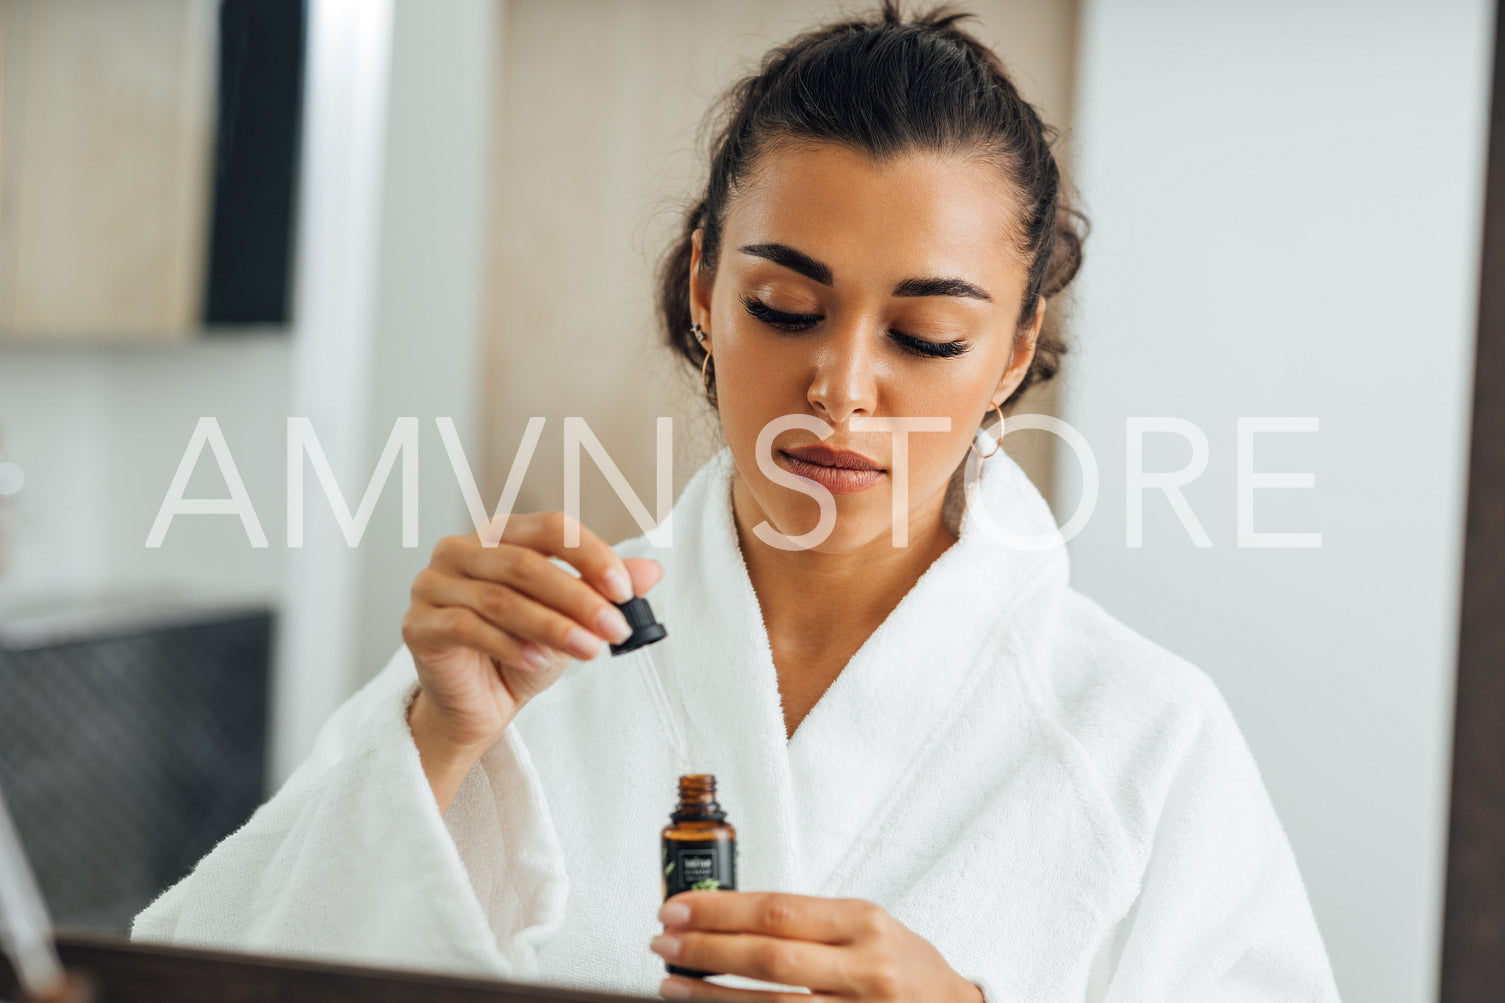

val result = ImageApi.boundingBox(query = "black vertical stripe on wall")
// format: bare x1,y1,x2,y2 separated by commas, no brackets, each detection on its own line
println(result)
1441,0,1505,999
202,0,306,328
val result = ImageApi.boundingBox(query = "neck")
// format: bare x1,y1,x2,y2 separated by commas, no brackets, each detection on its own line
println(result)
729,469,960,656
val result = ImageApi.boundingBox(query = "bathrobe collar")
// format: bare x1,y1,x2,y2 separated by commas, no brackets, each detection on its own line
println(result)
636,430,1070,894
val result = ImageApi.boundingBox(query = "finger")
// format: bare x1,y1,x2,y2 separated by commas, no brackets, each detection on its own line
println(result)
656,975,829,1003
652,931,850,995
428,543,633,648
624,557,663,596
407,604,535,671
660,892,857,945
478,549,632,647
497,512,636,604
416,569,620,661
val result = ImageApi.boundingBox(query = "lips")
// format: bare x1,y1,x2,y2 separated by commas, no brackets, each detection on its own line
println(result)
775,443,886,495
779,444,884,471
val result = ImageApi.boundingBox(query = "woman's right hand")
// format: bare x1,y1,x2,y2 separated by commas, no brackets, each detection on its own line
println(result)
401,510,662,809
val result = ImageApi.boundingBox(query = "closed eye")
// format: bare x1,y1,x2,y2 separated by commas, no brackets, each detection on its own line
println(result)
740,296,818,331
738,295,972,359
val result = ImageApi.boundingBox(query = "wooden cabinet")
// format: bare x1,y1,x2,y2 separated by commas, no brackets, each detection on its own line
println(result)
0,0,216,341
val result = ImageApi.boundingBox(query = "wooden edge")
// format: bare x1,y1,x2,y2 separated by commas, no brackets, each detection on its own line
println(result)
0,932,661,1003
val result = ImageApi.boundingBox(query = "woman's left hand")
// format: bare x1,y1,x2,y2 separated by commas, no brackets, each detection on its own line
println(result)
649,891,985,1002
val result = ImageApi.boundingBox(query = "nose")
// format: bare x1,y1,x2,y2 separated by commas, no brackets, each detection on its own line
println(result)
806,320,881,425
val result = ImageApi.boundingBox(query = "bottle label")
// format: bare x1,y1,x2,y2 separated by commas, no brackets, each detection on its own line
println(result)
663,839,736,897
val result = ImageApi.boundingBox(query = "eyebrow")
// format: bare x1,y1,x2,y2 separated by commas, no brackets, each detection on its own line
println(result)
737,242,993,302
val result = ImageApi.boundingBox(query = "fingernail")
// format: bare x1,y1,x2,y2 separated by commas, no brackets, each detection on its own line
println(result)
595,605,633,644
604,567,634,603
566,627,602,659
659,977,692,999
649,933,680,961
658,900,690,927
521,643,549,669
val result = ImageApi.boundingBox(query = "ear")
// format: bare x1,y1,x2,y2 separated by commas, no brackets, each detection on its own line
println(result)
688,227,714,351
991,296,1046,406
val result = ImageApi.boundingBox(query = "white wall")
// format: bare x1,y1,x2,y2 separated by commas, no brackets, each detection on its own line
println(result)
1064,1,1492,999
270,0,497,781
0,336,291,609
351,0,496,693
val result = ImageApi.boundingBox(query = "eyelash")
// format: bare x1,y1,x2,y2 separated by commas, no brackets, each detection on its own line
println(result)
738,295,972,359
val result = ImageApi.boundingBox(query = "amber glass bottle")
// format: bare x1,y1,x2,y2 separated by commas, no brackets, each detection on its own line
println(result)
660,774,737,978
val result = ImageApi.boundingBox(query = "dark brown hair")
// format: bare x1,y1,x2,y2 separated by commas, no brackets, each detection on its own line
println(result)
656,0,1086,413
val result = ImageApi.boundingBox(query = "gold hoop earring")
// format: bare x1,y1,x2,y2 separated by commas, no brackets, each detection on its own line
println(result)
969,402,1005,459
700,350,717,405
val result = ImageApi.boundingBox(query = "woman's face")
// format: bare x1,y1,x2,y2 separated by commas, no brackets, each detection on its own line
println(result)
689,141,1043,555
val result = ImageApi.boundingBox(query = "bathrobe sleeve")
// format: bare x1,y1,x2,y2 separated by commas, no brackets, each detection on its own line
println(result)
130,647,570,979
1092,677,1340,1002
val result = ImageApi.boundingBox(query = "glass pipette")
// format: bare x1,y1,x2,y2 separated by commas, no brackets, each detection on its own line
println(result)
609,596,689,772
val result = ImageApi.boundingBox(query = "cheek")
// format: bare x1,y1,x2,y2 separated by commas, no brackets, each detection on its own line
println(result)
710,323,806,429
890,364,1000,432
894,366,1008,477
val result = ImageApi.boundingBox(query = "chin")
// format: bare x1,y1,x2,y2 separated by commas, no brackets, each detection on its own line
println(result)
760,497,895,554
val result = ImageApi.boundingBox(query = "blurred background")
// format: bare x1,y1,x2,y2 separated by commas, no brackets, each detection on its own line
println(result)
0,1,1494,1001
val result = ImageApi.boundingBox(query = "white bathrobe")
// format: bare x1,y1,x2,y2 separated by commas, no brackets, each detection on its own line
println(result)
133,438,1340,1001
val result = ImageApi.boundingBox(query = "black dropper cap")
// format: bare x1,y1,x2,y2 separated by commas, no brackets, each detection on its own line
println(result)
609,596,667,655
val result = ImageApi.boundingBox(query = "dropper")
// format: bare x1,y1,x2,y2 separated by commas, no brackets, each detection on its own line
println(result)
0,785,66,1002
609,596,690,773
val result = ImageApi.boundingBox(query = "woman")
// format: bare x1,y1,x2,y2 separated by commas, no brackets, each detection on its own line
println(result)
135,2,1339,999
